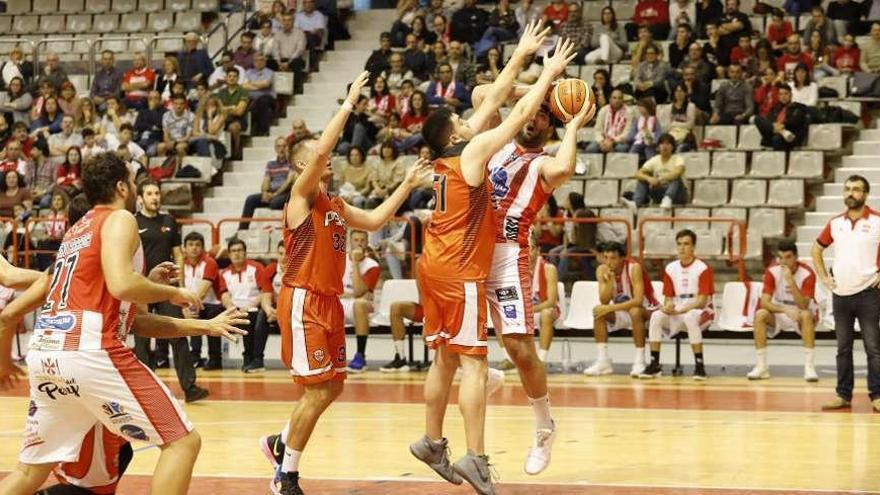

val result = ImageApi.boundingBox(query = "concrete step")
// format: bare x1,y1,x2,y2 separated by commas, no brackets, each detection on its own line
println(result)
223,171,265,187
229,160,266,172
804,211,836,226
796,241,834,259
796,225,822,240
860,129,880,141
310,69,365,83
852,141,880,155
202,197,246,214
211,186,254,197
834,167,880,182
841,155,880,167
243,148,275,161
815,195,880,211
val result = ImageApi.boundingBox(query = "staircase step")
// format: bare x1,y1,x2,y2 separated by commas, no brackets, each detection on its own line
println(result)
796,225,822,240
860,129,880,141
815,195,880,211
852,141,880,155
841,155,880,167
243,148,276,161
834,167,880,182
222,172,266,187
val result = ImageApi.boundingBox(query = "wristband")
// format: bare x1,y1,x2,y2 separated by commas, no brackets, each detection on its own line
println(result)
341,100,354,112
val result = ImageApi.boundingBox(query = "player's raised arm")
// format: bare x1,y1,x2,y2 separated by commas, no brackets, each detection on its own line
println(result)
132,307,249,342
0,254,42,290
468,21,550,132
540,100,595,189
461,38,577,185
342,158,432,231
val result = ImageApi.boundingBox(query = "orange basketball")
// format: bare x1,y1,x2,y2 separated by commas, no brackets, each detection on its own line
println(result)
546,78,595,123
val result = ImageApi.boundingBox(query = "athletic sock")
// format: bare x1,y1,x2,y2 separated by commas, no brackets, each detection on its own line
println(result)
634,347,645,364
393,339,405,360
537,348,548,362
694,352,704,366
528,395,554,431
596,343,608,362
650,350,660,364
356,335,367,356
756,348,768,368
280,421,291,444
281,447,302,474
804,347,815,366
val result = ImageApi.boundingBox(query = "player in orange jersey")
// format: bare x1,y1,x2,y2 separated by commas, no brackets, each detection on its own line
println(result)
409,31,577,493
259,71,431,495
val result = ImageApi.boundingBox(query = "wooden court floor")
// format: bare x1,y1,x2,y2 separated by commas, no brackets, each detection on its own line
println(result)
1,370,879,494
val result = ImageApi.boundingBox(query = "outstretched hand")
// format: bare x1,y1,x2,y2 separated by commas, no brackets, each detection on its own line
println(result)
403,157,433,188
148,261,179,286
567,94,597,129
514,21,551,58
204,307,250,342
543,38,577,77
346,71,371,105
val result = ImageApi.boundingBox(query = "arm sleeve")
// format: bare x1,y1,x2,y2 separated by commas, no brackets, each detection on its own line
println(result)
662,271,675,297
698,265,715,295
816,221,834,247
168,216,181,248
362,266,381,291
216,271,229,296
762,269,775,295
203,258,219,282
258,263,276,293
801,272,816,299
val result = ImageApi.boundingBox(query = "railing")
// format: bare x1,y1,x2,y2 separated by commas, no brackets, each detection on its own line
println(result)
533,216,634,260
22,217,67,269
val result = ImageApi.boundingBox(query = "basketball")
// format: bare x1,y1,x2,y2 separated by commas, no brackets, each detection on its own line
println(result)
546,78,595,123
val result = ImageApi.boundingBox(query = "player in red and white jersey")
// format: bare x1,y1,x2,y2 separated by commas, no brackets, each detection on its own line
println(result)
258,72,432,495
219,238,266,372
342,230,381,374
589,241,660,377
748,241,819,382
641,229,715,381
182,231,227,370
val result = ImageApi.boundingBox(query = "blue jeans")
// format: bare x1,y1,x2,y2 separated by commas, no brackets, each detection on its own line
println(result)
336,123,374,156
633,178,687,206
630,142,657,164
239,191,289,229
832,287,880,401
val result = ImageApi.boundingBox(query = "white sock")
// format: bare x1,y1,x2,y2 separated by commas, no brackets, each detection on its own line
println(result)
393,340,405,359
634,347,645,364
280,421,291,444
537,348,548,362
597,343,608,362
756,348,767,368
281,447,302,474
804,347,815,366
528,395,554,430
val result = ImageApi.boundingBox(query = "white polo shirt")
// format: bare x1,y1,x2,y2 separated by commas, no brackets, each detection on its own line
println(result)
219,260,264,311
816,207,880,296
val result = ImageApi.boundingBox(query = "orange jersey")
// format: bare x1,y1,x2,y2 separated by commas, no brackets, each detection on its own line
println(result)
420,144,496,281
32,206,144,352
282,191,348,296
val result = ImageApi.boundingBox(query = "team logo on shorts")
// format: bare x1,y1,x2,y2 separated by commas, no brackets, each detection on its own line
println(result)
41,358,59,376
313,350,325,362
503,305,517,319
102,402,133,424
37,379,80,400
120,424,149,442
496,286,519,302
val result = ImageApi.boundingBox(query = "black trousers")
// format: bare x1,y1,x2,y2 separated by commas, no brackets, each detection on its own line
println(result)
832,286,880,401
252,308,279,362
134,302,197,394
249,94,276,136
755,115,795,151
189,303,225,362
241,310,260,364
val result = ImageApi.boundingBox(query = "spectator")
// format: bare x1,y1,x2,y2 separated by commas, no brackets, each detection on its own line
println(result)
239,137,294,229
336,95,377,155
390,0,422,47
243,53,276,136
754,66,781,116
394,90,428,152
669,24,695,69
191,95,228,159
47,115,83,158
255,20,278,68
367,141,405,208
32,81,56,122
474,0,519,59
592,68,613,108
475,47,504,85
219,238,265,373
185,79,205,110
90,50,122,110
633,44,671,102
156,56,181,103
429,14,450,46
217,68,249,160
861,22,880,73
585,6,627,64
338,147,374,208
790,63,819,106
426,63,470,111
627,0,671,41
364,32,394,79
0,138,26,175
117,123,148,171
802,5,838,47
777,34,814,80
25,139,55,208
209,51,248,91
1,45,28,88
29,96,62,138
626,133,687,208
755,82,808,151
182,231,226,370
806,31,836,79
730,34,756,76
710,63,754,125
0,77,32,125
273,12,307,93
679,42,715,84
34,52,67,92
99,97,132,149
717,0,751,63
426,41,447,79
664,84,697,152
0,170,30,217
34,190,67,269
586,89,633,153
450,0,489,44
833,33,861,74
628,97,661,163
543,0,570,31
827,0,865,38
408,16,431,45
516,0,543,35
57,80,80,118
286,118,314,147
670,0,697,35
366,76,397,127
559,2,593,62
755,39,777,76
446,40,476,88
403,33,430,81
6,122,32,158
549,192,597,281
641,229,714,380
133,91,166,156
234,31,258,70
702,22,724,67
695,0,724,37
177,32,213,85
407,144,435,210
0,116,9,147
80,127,106,162
342,229,382,374
382,52,415,91
121,53,156,111
159,94,194,160
682,63,712,114
254,241,284,373
75,97,102,139
536,196,564,253
767,8,794,52
630,26,660,68
296,0,328,52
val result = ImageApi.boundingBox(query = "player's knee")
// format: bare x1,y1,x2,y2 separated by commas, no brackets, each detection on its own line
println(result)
179,430,202,455
12,462,53,490
755,309,770,323
505,336,537,365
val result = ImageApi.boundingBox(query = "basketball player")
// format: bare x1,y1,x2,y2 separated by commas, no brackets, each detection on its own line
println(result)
260,71,432,495
747,241,819,382
0,152,216,495
588,241,659,377
408,30,576,491
529,237,560,364
380,300,423,372
479,94,591,475
641,229,715,380
344,230,382,373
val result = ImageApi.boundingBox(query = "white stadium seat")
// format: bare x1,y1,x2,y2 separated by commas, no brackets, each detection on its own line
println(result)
643,229,677,257
610,64,631,88
787,151,823,178
112,0,137,13
39,15,66,34
555,282,567,329
603,153,638,178
749,151,785,178
583,179,619,207
703,125,737,149
680,151,710,178
175,12,202,32
33,0,58,14
674,207,710,231
67,14,94,33
60,0,86,13
6,0,31,15
121,13,147,33
562,281,600,330
737,125,763,150
577,153,603,177
711,207,747,232
808,124,842,150
168,0,193,11
139,0,164,12
638,207,670,236
12,16,39,35
693,229,724,256
749,208,786,237
717,282,763,331
371,279,420,327
93,14,120,33
148,12,175,32
579,65,608,83
710,151,747,178
691,179,729,206
729,179,767,207
767,179,804,207
86,0,112,14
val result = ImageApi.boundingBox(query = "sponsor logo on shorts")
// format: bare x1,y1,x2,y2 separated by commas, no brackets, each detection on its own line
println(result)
27,400,37,417
102,401,133,424
34,312,77,333
496,286,519,303
313,349,325,362
22,422,44,450
37,379,80,400
120,424,149,442
503,304,517,319
41,358,59,376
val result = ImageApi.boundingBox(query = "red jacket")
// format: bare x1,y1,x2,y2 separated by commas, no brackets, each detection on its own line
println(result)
634,0,669,26
832,46,860,71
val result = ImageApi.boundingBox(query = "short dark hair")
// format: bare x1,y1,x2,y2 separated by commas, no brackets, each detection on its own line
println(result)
777,240,797,255
657,133,676,147
137,179,159,197
241,31,255,41
12,121,27,132
845,174,870,194
184,231,205,246
82,152,131,206
227,67,240,77
81,128,95,138
422,106,455,155
602,241,627,257
380,31,391,40
68,194,92,226
172,94,187,102
228,238,247,251
676,229,697,245
119,123,133,133
775,81,791,92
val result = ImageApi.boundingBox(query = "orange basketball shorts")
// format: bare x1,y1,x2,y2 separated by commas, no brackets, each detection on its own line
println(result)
278,286,347,385
417,274,488,356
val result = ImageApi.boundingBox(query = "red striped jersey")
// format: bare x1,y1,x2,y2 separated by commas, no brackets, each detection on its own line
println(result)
32,206,144,352
487,140,552,246
613,259,660,309
282,191,347,295
53,424,127,494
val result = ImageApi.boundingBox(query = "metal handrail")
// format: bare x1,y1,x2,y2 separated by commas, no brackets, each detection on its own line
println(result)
87,36,151,80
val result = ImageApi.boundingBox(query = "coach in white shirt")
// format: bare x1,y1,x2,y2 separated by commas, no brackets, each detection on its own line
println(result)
813,174,880,412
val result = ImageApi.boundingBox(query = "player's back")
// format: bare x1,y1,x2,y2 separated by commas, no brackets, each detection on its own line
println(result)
421,144,496,281
282,191,347,296
487,141,552,246
32,206,144,352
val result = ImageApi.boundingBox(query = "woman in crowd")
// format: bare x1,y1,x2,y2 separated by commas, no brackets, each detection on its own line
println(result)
55,145,83,198
754,66,781,117
0,77,32,125
629,97,661,163
367,141,405,209
156,56,181,103
475,46,505,85
0,170,31,218
75,97,104,140
591,68,613,108
664,84,697,152
366,76,397,127
396,90,428,152
192,94,228,159
806,30,835,80
338,146,374,208
35,191,67,270
536,196,564,254
29,80,55,122
790,62,818,107
57,80,81,118
29,96,62,138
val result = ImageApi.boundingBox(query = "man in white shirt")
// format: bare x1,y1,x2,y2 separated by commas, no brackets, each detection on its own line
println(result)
295,0,328,50
813,174,880,412
220,238,266,373
208,51,248,91
47,116,83,158
182,231,227,370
